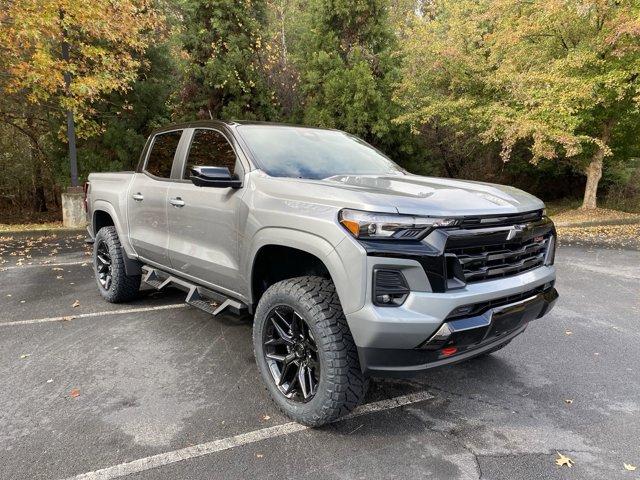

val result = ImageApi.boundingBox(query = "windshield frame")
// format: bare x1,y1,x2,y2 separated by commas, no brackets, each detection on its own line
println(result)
234,124,406,180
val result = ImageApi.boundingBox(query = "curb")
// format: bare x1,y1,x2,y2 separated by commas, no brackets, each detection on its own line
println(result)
0,228,86,238
553,218,640,228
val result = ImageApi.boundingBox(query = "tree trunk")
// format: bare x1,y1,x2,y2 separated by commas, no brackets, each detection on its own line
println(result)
24,115,48,213
581,120,614,210
32,153,48,213
581,150,604,209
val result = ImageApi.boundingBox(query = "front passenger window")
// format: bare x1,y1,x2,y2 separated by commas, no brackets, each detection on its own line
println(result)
183,129,238,179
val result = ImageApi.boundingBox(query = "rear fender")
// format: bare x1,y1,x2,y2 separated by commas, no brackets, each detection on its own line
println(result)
92,200,141,276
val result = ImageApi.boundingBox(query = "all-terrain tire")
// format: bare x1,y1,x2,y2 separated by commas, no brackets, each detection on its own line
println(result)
93,226,141,303
253,276,368,427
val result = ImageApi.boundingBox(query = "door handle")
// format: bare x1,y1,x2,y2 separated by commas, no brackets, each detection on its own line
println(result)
169,197,185,207
132,193,144,202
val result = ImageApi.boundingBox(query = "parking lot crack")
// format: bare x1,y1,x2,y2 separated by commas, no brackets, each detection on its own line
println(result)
402,405,482,479
411,382,527,417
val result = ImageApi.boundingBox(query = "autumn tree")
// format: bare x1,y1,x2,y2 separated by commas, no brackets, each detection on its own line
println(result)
178,0,278,120
0,0,162,136
395,0,640,209
0,0,163,209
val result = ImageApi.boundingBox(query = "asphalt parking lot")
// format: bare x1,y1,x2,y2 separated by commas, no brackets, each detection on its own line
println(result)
1,231,638,480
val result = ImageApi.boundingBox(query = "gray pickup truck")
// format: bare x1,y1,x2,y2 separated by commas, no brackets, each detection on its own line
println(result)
86,120,558,426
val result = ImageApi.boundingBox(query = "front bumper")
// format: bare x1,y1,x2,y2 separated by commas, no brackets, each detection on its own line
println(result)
357,286,558,377
346,264,556,350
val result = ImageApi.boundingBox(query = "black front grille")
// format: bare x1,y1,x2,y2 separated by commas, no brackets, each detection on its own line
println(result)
459,210,543,228
449,235,549,282
444,213,554,285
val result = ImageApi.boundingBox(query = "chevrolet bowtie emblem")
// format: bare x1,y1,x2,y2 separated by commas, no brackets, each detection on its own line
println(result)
506,224,525,241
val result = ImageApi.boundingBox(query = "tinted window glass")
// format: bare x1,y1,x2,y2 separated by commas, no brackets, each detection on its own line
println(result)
184,129,237,179
237,125,403,179
145,131,182,178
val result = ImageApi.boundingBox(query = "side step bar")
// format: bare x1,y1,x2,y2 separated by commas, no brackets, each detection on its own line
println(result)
141,266,247,317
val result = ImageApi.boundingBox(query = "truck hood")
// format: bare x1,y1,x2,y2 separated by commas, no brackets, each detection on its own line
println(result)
259,172,545,216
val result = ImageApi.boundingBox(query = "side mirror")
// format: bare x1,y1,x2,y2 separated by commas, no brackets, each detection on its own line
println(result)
189,166,242,188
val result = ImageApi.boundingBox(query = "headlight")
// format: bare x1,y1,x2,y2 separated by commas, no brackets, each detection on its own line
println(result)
338,209,458,240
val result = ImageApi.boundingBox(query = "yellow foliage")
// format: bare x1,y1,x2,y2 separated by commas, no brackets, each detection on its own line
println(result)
0,0,163,137
395,0,640,164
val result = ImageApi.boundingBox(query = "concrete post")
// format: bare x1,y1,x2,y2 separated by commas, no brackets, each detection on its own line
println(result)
61,186,87,229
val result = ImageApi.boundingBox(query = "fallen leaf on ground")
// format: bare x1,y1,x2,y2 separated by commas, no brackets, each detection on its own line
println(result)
56,275,63,279
564,399,573,404
256,453,264,458
62,316,75,322
70,388,81,398
565,330,573,335
52,267,64,271
555,452,574,468
20,354,30,359
46,379,53,383
72,300,80,308
262,415,271,421
624,463,636,471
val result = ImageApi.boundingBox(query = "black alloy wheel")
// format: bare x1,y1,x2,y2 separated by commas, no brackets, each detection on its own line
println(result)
92,226,141,303
263,305,320,402
95,239,113,290
253,276,368,426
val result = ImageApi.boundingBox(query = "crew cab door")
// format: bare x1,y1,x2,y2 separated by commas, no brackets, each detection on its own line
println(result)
128,129,185,266
166,127,245,294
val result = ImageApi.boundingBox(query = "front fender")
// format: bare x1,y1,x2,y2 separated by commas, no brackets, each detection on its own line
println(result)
246,228,366,315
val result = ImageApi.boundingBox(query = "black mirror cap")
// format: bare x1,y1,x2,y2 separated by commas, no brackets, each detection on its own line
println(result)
190,166,242,188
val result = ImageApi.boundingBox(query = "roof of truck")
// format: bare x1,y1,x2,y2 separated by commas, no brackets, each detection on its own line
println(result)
150,120,337,134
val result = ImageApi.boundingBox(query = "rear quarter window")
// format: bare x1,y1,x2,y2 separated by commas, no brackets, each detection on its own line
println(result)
145,131,182,178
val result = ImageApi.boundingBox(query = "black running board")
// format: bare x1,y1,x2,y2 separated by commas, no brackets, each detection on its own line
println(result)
141,266,246,316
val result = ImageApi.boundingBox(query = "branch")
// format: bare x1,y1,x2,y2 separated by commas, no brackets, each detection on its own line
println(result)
0,118,49,157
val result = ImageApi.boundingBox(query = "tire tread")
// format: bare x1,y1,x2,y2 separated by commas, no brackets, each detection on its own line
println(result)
253,276,368,426
94,226,141,303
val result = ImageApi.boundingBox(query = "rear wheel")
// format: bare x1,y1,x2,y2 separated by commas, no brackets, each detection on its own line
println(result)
253,276,368,426
93,226,141,303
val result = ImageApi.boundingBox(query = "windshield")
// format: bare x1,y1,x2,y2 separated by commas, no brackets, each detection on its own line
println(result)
237,125,404,179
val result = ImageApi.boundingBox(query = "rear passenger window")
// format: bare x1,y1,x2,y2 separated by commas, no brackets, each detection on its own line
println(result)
145,131,182,178
183,129,237,179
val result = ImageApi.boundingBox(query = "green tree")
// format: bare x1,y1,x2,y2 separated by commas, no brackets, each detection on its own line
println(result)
395,0,640,209
261,0,306,119
178,0,278,120
297,0,400,142
71,43,178,182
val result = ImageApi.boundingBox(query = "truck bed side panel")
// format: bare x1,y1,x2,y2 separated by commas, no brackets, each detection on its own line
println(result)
87,172,136,257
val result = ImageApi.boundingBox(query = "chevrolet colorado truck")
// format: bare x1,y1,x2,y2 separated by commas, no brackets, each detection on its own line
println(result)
86,120,558,426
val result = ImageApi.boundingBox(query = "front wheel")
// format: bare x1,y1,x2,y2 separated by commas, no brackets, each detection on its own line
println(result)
93,226,141,303
253,276,368,426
